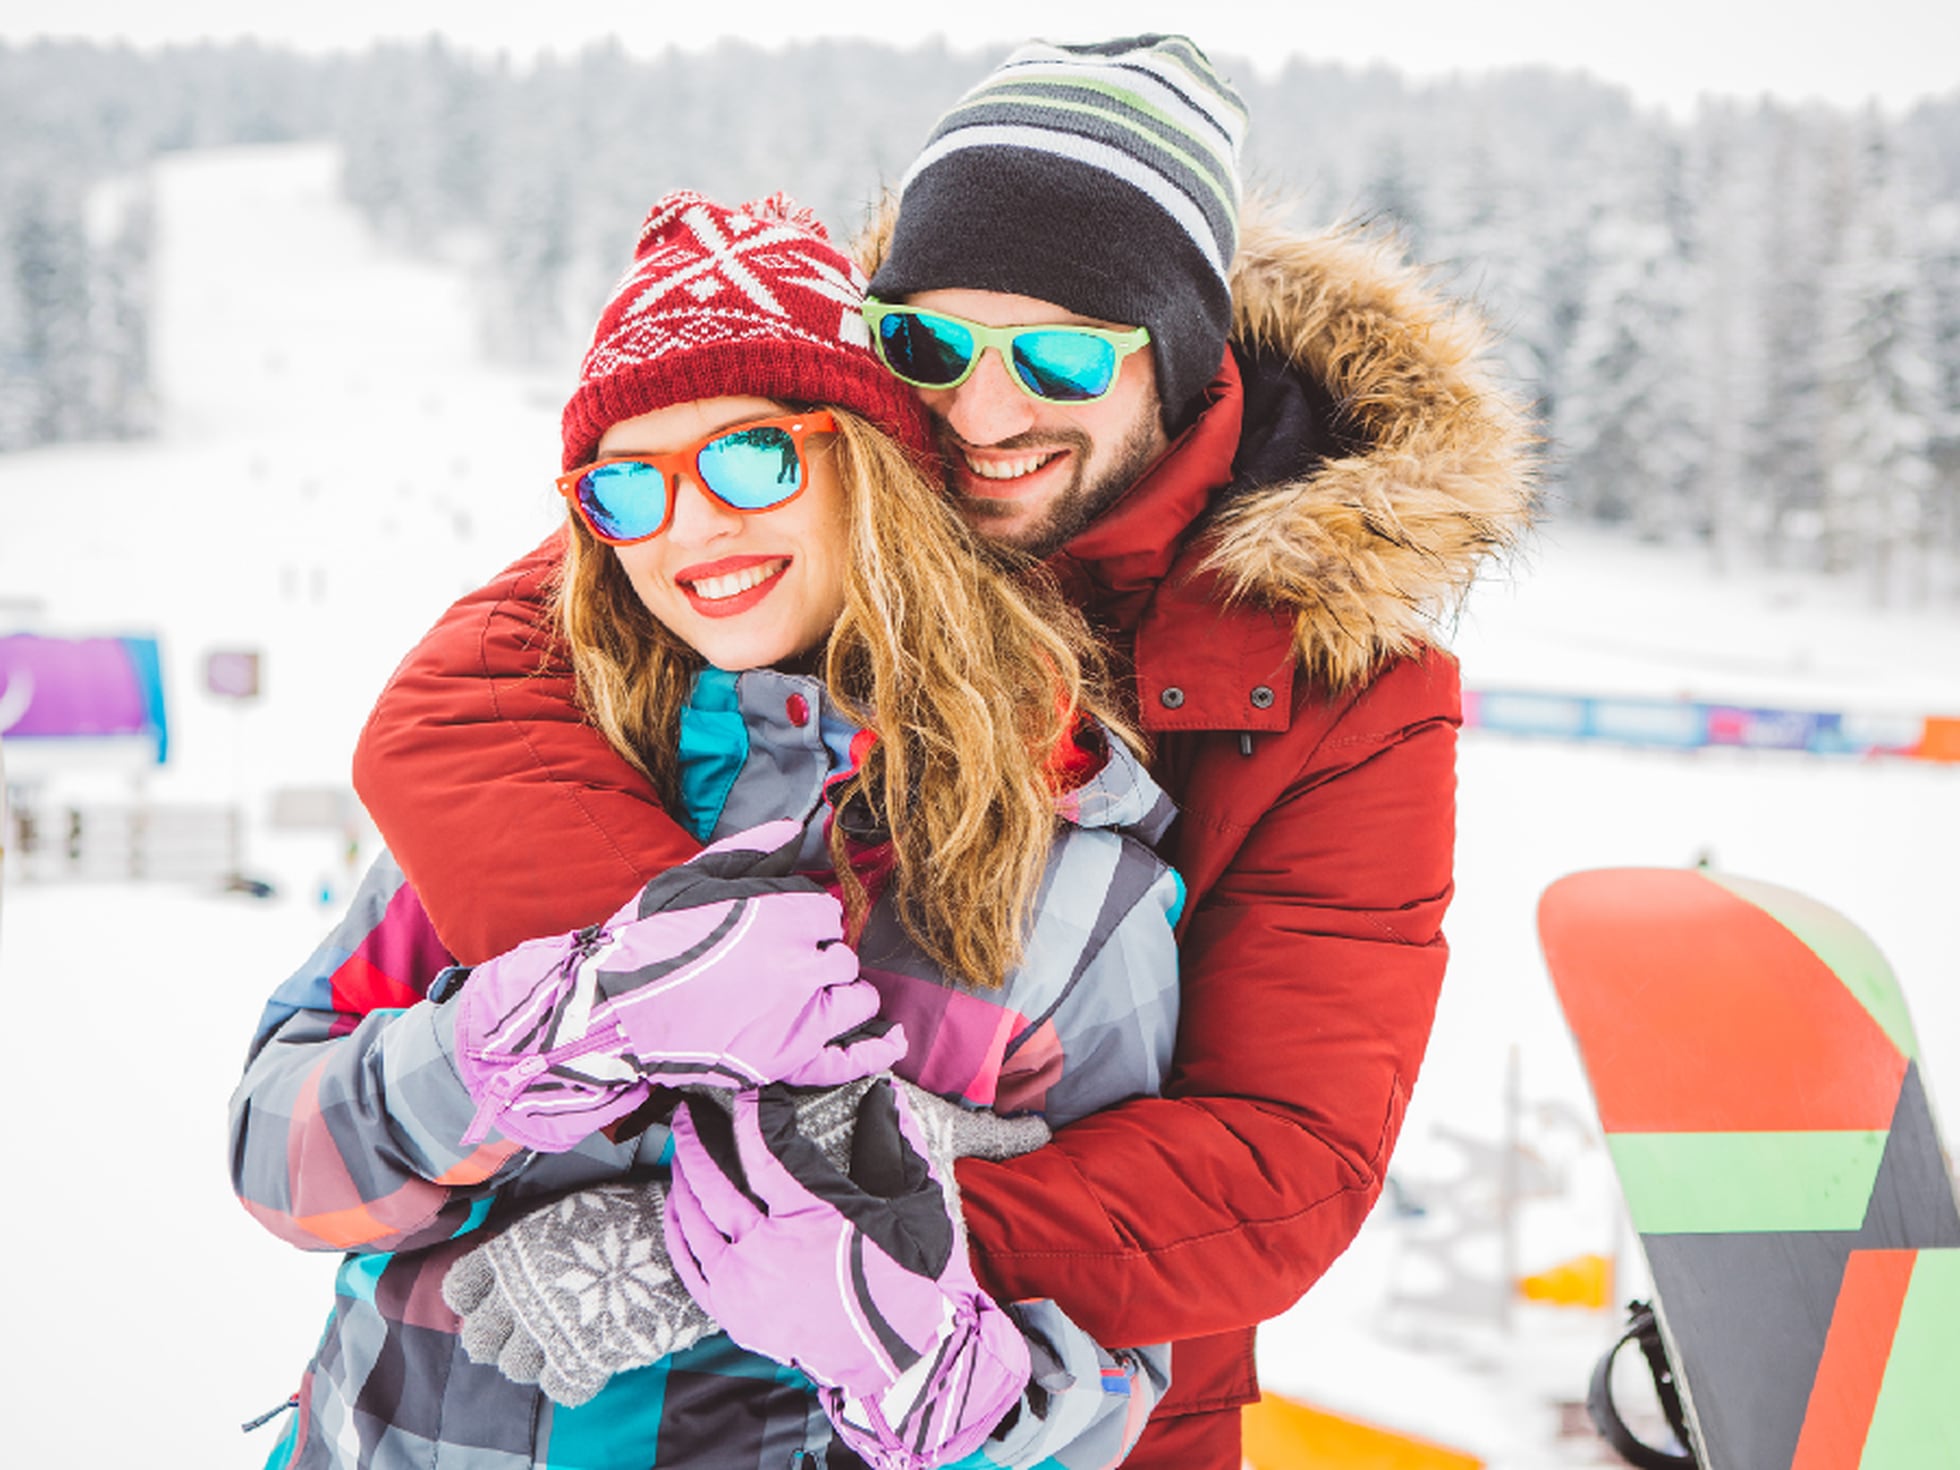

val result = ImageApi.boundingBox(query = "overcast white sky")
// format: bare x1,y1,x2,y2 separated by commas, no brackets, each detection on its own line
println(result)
5,0,1957,118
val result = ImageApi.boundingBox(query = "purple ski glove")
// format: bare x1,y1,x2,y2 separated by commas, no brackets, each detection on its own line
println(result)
664,1081,1031,1469
454,820,907,1152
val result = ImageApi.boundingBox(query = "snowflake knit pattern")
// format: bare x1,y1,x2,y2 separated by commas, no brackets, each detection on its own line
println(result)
558,190,931,472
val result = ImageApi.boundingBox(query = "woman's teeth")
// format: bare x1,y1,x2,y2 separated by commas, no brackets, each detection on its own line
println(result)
964,451,1060,481
688,560,785,600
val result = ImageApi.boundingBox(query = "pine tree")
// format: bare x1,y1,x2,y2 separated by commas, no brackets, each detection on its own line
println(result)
1683,103,1761,572
1356,132,1428,253
87,173,155,440
1816,115,1941,600
5,180,95,447
1555,134,1707,539
1918,201,1960,585
1744,107,1839,569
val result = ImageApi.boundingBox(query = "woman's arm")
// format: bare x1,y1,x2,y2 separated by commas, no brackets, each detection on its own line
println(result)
227,853,666,1254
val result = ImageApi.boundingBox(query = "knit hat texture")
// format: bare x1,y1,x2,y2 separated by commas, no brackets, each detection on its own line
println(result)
563,190,934,471
868,34,1247,427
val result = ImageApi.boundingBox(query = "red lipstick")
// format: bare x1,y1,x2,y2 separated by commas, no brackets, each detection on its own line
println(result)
675,554,790,619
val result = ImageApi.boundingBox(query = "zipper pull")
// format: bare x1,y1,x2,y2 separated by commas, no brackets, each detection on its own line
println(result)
459,1053,550,1145
241,1393,299,1433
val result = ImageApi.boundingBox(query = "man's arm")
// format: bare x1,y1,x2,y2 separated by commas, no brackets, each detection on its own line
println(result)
352,530,700,963
953,664,1455,1347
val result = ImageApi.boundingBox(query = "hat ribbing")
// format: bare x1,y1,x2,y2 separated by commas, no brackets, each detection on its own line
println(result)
869,35,1247,426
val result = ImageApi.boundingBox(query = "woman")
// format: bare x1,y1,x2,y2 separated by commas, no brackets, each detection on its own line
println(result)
230,191,1181,1470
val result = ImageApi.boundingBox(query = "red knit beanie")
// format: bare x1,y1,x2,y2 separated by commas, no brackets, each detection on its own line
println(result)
562,191,934,471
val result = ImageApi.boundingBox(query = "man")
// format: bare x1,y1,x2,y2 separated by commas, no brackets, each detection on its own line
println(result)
354,36,1535,1469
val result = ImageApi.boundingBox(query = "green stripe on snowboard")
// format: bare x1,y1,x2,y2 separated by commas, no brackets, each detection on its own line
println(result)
1607,1130,1889,1234
1705,872,1919,1063
1860,1249,1960,1467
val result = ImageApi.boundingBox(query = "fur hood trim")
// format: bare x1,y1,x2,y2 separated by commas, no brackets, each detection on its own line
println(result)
1206,211,1538,690
857,201,1540,692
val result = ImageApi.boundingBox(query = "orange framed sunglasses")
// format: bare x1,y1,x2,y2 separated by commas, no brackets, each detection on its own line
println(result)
555,410,838,546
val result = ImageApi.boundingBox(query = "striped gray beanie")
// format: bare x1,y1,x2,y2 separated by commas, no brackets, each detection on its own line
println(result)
869,35,1246,429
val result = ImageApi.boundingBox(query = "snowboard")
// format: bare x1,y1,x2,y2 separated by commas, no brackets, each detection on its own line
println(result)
1536,867,1960,1469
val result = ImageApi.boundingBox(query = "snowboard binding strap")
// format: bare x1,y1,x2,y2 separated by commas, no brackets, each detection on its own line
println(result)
1588,1300,1699,1469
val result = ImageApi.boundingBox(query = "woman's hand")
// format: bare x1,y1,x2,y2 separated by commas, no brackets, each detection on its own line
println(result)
454,820,906,1152
664,1080,1031,1468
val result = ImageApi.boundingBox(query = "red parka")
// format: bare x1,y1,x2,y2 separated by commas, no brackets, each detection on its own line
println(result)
352,218,1537,1469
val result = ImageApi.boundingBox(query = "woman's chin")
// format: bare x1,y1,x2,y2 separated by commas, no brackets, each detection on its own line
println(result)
691,633,818,673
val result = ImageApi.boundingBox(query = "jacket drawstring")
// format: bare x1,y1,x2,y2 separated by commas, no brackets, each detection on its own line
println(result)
241,1393,299,1433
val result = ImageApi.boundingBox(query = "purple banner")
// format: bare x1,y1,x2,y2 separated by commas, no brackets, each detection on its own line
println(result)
0,634,168,761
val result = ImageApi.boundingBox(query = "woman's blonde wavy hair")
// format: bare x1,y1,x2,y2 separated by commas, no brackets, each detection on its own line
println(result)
555,406,1133,992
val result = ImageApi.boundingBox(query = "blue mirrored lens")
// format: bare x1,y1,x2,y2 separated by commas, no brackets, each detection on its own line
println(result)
879,311,975,386
1012,330,1117,401
578,460,670,541
698,427,804,509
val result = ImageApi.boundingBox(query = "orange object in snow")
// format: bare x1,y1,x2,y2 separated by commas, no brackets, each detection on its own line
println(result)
1241,1390,1484,1469
1914,716,1960,763
1518,1251,1614,1308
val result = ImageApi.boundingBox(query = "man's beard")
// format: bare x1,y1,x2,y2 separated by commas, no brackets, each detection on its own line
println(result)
941,413,1168,559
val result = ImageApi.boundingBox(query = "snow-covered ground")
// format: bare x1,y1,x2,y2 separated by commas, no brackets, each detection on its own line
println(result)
2,143,1956,1469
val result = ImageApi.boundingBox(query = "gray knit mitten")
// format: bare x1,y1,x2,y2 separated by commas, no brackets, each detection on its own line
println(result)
442,1079,1049,1406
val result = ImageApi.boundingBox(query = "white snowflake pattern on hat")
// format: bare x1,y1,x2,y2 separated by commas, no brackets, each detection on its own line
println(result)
561,188,931,471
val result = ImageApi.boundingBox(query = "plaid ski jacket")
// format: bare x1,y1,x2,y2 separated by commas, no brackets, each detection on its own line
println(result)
230,667,1183,1470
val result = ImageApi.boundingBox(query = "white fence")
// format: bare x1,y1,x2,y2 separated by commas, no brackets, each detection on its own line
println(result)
5,799,241,884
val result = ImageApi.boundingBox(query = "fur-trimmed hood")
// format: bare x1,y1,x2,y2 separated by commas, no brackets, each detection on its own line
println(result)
1204,213,1537,689
857,204,1539,693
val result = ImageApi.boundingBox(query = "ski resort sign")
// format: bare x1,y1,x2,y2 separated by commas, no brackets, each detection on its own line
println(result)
0,632,169,771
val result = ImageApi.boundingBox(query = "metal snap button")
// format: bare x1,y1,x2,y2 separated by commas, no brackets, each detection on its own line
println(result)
1250,685,1275,710
1160,687,1186,709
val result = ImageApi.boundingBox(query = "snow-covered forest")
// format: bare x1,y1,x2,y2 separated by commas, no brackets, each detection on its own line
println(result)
5,36,1960,592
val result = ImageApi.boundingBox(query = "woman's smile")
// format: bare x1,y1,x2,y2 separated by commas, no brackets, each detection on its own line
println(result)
676,555,793,617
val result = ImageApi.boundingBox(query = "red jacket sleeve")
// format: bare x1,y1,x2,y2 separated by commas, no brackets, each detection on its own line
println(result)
953,656,1456,1348
351,530,701,963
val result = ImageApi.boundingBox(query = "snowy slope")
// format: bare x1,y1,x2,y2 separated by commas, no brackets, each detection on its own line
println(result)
2,143,1956,1469
1,144,566,809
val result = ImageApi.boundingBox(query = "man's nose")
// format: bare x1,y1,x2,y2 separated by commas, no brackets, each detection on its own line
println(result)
664,475,743,544
937,346,1036,446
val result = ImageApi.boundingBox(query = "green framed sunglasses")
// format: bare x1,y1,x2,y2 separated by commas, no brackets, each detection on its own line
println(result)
862,300,1151,404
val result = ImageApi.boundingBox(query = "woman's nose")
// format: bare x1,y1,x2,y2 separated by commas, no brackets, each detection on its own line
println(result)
662,474,744,545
